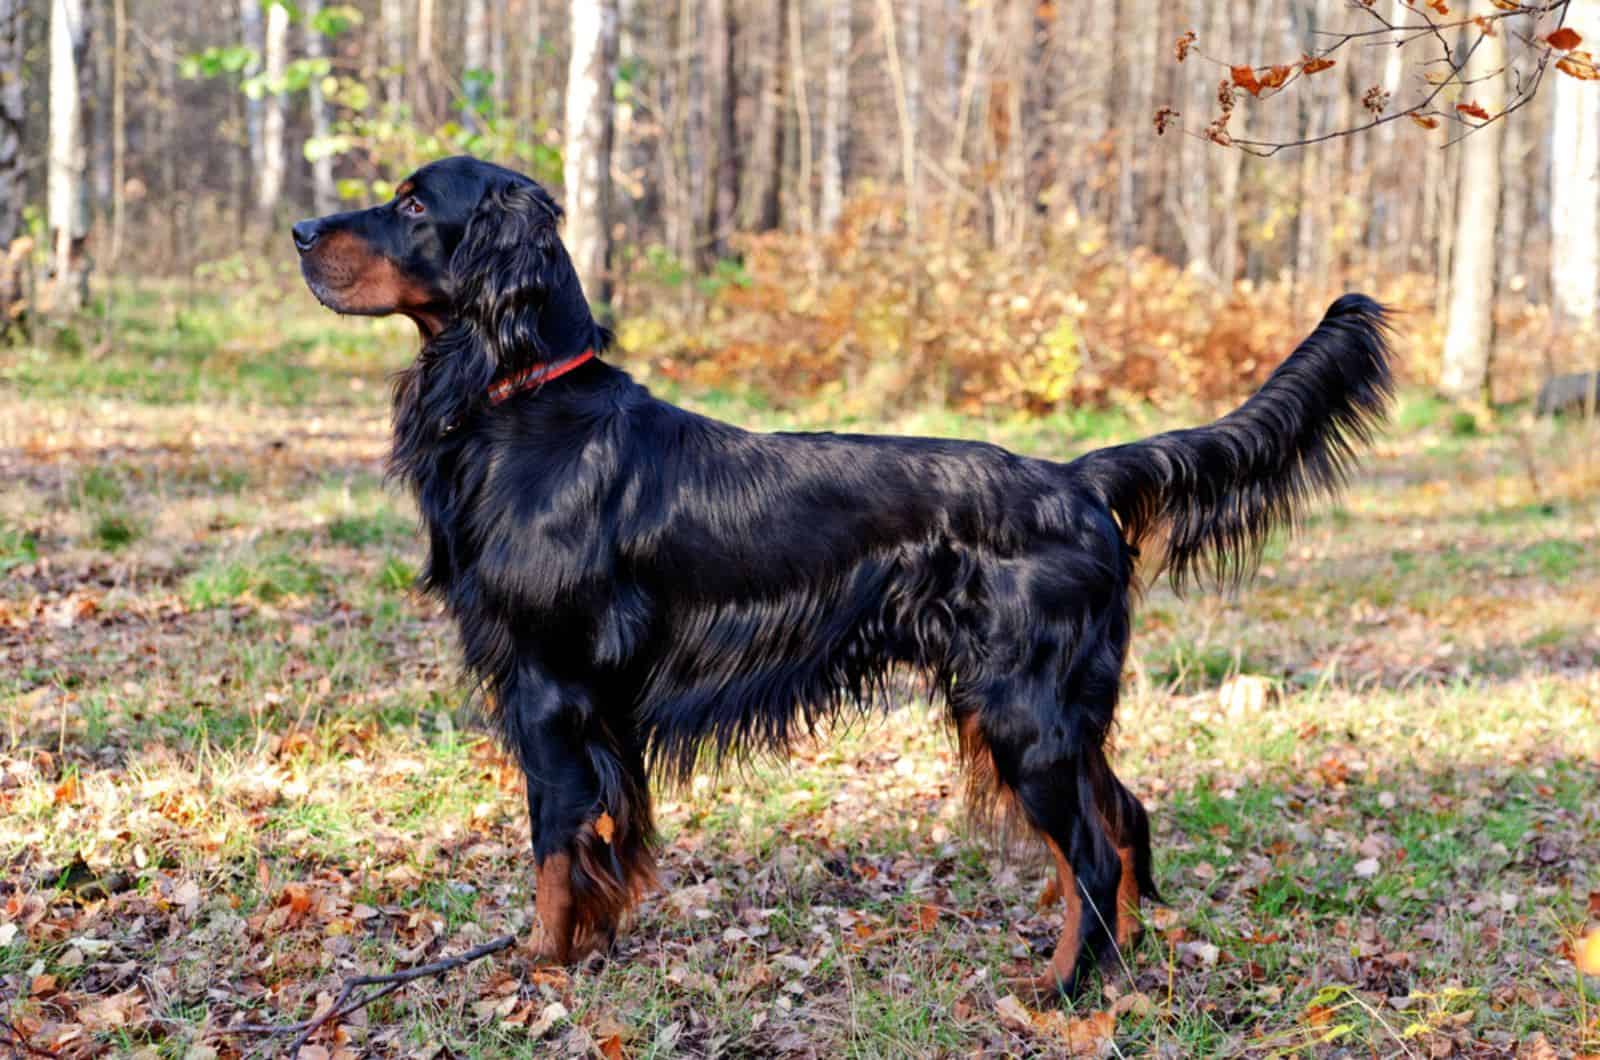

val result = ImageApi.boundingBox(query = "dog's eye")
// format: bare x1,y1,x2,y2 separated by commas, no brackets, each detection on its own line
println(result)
399,196,425,217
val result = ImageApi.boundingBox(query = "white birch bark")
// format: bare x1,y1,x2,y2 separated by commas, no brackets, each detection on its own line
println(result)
565,0,618,304
256,0,288,220
1551,0,1600,328
304,0,337,215
49,0,89,313
1439,29,1507,400
819,0,850,231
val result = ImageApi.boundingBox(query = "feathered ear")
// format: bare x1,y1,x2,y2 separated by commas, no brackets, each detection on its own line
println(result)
449,181,575,368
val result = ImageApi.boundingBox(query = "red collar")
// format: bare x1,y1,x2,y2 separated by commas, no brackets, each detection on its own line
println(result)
487,349,596,405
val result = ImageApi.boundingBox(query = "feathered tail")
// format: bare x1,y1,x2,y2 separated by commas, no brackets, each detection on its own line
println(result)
1072,294,1395,590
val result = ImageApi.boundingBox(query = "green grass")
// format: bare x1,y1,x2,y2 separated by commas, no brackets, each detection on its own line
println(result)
0,522,38,571
182,547,328,608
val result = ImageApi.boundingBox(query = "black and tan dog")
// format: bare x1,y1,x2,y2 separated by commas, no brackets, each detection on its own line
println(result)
293,155,1393,996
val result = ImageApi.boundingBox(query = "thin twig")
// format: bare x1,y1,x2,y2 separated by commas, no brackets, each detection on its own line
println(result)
1,1017,58,1059
1176,0,1575,156
230,933,518,1054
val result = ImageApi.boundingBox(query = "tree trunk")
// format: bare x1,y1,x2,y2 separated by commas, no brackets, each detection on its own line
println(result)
257,0,288,222
490,0,507,111
0,0,23,325
1551,0,1600,329
902,0,919,221
462,0,488,127
1213,0,1243,286
680,0,706,264
1439,29,1506,401
239,0,263,184
565,0,618,306
1498,67,1529,298
0,0,22,252
1173,0,1212,278
818,0,850,231
91,0,111,212
876,0,917,236
305,0,337,215
788,0,813,235
742,0,786,231
49,0,90,316
943,0,960,116
415,0,436,122
108,0,124,263
707,0,738,258
382,0,406,107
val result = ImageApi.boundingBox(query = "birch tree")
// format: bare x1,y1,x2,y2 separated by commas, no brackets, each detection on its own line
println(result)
239,0,263,180
1439,29,1507,401
0,0,23,323
0,0,22,253
304,0,337,215
415,0,436,121
462,0,488,127
565,0,618,305
1551,0,1600,329
257,0,289,221
382,0,406,107
819,0,850,231
49,0,90,315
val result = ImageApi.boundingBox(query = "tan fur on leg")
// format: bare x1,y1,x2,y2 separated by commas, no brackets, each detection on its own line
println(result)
531,853,577,964
1011,838,1084,998
1114,844,1142,950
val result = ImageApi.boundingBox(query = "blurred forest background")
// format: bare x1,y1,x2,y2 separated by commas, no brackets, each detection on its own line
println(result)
5,0,1600,414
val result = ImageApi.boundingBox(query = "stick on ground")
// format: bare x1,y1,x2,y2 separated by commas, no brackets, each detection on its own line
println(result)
230,933,519,1055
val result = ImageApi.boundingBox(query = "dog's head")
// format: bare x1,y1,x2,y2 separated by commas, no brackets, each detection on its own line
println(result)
292,155,602,367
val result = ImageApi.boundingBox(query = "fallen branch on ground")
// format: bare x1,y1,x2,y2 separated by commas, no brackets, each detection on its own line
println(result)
2,1016,60,1059
230,933,519,1055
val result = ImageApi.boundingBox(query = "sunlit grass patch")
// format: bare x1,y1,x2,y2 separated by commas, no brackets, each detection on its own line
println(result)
0,522,38,572
182,546,328,608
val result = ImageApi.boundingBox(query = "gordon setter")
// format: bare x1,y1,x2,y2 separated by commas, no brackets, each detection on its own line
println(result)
293,156,1393,997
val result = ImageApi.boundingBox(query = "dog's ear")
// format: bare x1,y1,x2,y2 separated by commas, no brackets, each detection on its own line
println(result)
449,180,575,366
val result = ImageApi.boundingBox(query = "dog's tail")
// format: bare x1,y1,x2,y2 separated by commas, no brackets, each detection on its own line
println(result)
1072,294,1394,590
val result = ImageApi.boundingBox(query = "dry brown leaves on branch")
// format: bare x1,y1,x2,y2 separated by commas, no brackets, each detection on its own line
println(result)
1163,2,1586,155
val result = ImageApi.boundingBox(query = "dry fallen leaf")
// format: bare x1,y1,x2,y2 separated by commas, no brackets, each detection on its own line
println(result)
995,993,1036,1034
1177,940,1220,966
1219,674,1273,716
1575,926,1600,977
1061,1010,1115,1057
526,1000,569,1039
595,812,616,844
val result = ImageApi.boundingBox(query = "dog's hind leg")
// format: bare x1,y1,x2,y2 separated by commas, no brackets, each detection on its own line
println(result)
1099,769,1157,958
961,701,1122,1000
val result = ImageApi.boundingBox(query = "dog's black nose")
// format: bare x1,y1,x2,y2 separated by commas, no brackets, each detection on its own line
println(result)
292,220,320,253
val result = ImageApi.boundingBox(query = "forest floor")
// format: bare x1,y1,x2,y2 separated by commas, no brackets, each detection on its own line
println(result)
2,283,1598,1058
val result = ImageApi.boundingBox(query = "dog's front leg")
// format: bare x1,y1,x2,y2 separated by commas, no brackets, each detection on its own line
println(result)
502,664,654,965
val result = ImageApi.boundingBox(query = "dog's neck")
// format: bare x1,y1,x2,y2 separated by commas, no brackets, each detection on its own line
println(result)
529,273,607,367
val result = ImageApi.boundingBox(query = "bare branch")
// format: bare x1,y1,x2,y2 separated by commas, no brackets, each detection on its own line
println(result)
1,1016,59,1059
1163,0,1582,156
229,933,519,1055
